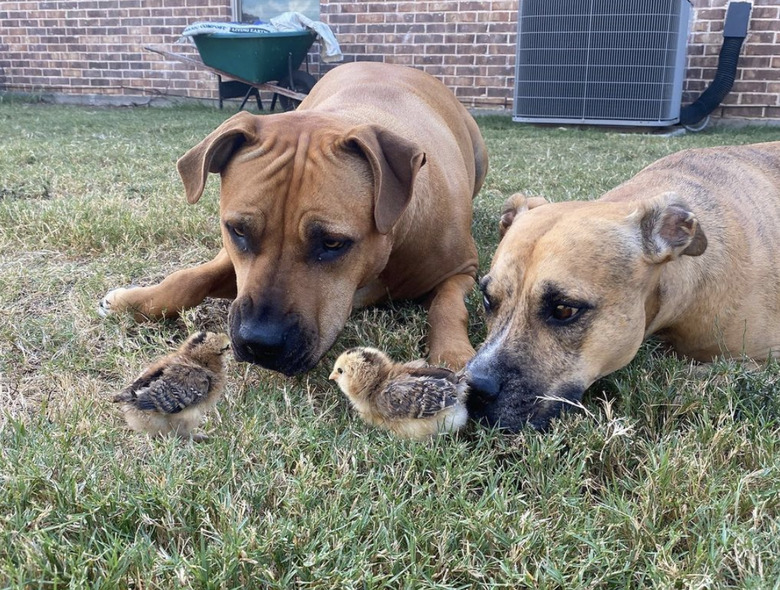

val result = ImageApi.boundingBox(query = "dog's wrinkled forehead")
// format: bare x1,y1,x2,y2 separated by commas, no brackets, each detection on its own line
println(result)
178,111,357,206
492,204,648,294
225,120,351,175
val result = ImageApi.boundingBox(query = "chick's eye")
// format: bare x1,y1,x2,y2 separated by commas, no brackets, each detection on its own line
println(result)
337,367,344,374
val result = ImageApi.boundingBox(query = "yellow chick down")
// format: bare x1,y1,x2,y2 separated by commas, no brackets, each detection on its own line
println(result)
113,331,230,440
330,347,469,440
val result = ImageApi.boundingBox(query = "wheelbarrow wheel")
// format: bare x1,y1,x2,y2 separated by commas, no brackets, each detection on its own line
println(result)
277,70,317,111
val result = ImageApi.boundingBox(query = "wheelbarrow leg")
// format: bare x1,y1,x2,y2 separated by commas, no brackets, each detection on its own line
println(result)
238,87,254,111
277,51,297,111
270,52,295,112
237,87,264,111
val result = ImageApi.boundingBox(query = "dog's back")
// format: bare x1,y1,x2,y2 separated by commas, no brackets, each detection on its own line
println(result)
602,141,780,360
601,141,780,209
300,62,488,200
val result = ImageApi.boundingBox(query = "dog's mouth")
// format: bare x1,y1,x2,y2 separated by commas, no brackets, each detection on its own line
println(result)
231,338,318,375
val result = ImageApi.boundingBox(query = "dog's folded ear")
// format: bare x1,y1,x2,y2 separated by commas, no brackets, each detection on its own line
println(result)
345,125,426,235
499,193,548,239
640,192,708,262
177,112,257,204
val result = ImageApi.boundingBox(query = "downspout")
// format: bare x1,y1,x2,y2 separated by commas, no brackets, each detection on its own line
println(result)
678,0,753,127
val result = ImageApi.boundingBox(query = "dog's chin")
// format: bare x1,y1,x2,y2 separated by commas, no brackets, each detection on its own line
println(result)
467,382,586,432
231,344,319,376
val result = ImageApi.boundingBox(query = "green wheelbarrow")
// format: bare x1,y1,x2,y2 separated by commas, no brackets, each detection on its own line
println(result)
146,28,318,111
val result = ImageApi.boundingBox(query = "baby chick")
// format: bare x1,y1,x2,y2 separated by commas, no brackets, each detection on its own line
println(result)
329,347,469,440
113,331,231,440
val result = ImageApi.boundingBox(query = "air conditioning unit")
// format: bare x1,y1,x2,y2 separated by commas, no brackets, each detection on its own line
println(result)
513,0,692,126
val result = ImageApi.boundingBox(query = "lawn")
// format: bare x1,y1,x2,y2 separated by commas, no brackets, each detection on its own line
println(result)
1,98,779,589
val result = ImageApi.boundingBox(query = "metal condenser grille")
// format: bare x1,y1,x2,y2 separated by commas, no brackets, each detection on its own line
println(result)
514,0,691,126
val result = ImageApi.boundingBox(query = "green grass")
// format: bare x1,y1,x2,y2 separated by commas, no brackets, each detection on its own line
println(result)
1,100,780,588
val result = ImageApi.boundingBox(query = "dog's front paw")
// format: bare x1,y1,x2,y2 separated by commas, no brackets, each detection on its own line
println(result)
98,287,134,318
431,342,476,371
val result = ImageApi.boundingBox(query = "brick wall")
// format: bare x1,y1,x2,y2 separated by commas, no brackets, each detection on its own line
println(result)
320,0,517,108
0,0,229,102
0,0,778,120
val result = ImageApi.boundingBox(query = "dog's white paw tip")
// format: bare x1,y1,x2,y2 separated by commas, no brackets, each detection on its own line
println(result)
97,302,109,318
98,288,130,318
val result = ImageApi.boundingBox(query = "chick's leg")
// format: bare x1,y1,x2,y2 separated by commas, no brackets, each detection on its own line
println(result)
99,248,237,321
425,273,476,370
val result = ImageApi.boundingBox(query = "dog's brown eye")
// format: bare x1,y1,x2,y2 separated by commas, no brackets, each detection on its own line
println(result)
482,293,494,314
552,304,578,322
226,223,245,239
315,237,353,263
323,239,344,250
225,223,250,252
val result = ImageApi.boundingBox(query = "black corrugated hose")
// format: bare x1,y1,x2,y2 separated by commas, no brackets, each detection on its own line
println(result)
678,1,752,127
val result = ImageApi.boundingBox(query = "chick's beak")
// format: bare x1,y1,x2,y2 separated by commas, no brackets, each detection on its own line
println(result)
328,370,339,381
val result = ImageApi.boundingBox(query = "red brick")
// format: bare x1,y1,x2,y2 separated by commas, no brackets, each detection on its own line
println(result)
752,6,779,19
355,12,385,23
739,93,776,105
339,4,369,13
744,44,780,57
751,19,780,32
742,68,780,81
722,106,766,118
696,8,726,20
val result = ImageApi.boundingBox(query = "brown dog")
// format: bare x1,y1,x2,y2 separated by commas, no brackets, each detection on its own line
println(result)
100,62,487,375
466,141,780,431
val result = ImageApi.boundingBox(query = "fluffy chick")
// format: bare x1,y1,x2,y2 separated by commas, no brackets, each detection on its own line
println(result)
113,331,230,440
329,347,469,440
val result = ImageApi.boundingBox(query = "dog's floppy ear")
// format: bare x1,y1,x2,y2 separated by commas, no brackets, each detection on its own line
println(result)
345,125,426,235
499,193,548,239
177,111,258,204
640,192,707,263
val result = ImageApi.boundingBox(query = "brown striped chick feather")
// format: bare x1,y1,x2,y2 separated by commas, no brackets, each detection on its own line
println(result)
329,347,469,440
113,331,230,440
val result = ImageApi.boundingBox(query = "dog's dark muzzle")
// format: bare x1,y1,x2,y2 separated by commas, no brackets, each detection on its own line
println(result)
465,355,585,431
229,300,316,375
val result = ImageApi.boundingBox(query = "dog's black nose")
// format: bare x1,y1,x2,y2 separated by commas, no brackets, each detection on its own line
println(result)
234,320,287,365
466,370,501,404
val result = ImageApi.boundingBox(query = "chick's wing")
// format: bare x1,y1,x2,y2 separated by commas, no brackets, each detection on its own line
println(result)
125,364,212,414
402,366,458,382
378,376,459,420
